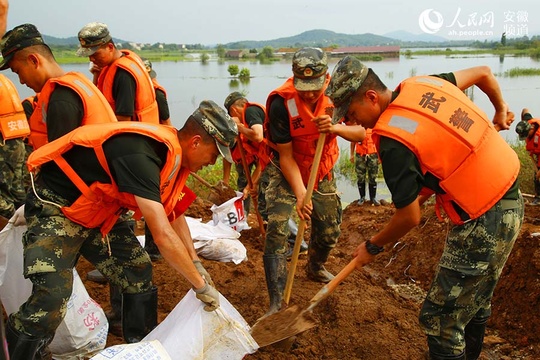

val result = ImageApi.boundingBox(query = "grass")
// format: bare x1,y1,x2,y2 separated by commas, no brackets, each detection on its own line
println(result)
501,67,540,77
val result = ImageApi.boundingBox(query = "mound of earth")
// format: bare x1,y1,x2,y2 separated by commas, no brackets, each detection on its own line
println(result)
77,197,540,359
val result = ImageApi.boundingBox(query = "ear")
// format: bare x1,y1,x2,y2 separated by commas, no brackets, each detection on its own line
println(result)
189,134,202,149
364,89,379,105
27,53,40,68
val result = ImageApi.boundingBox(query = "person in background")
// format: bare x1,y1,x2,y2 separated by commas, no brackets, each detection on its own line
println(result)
262,47,365,316
76,21,158,124
515,108,540,205
325,56,522,360
350,128,380,206
3,100,235,359
20,94,38,193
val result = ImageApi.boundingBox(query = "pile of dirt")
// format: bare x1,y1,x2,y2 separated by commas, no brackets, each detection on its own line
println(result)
77,198,540,359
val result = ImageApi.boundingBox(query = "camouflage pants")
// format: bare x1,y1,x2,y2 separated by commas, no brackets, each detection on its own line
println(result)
9,185,153,336
0,137,27,218
234,161,268,220
264,162,342,255
354,153,379,188
419,195,524,356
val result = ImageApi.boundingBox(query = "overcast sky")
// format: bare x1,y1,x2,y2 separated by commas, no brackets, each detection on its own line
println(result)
7,0,539,45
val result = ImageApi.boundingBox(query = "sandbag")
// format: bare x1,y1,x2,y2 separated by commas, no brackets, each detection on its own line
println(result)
211,191,250,232
90,340,171,359
143,289,258,359
0,220,108,358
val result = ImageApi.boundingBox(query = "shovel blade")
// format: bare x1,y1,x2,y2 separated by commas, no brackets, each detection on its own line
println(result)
250,305,318,348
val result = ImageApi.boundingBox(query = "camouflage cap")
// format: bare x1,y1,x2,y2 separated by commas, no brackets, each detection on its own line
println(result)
325,56,369,123
0,24,47,70
223,91,245,114
515,120,532,141
292,47,328,91
76,22,112,57
191,100,238,163
141,58,156,79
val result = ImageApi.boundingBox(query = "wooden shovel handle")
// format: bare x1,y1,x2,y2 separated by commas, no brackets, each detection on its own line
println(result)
190,171,215,190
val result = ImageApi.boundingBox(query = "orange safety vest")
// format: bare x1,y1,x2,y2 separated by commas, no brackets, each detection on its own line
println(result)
265,76,338,187
22,94,38,118
0,74,30,140
151,77,167,98
97,49,159,124
231,102,265,165
27,122,189,237
28,72,117,150
525,118,540,166
355,128,377,156
373,76,519,225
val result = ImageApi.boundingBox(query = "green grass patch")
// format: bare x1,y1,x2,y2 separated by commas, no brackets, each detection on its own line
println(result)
502,67,540,77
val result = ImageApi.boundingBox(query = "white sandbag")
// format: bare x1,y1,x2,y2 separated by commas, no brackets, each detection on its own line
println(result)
211,191,250,232
0,220,108,358
143,289,258,360
90,340,171,360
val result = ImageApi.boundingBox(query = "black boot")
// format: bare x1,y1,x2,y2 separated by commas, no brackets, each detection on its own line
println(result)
263,254,287,317
107,285,123,337
369,184,380,206
428,350,465,360
465,317,488,360
306,242,335,283
122,286,158,343
6,320,52,360
357,182,366,205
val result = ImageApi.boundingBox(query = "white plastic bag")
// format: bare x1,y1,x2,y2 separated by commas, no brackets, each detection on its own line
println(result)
143,289,258,359
0,222,108,358
211,191,250,232
90,340,172,360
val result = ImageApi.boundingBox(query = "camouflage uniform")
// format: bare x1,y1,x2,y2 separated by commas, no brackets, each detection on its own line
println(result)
0,137,26,218
9,184,152,336
264,162,342,255
354,152,379,199
419,196,524,356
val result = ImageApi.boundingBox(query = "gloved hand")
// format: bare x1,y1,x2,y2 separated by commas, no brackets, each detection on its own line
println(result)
194,280,220,311
10,205,26,226
193,260,215,287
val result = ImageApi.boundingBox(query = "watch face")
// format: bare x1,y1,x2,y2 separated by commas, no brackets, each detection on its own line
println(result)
366,240,383,255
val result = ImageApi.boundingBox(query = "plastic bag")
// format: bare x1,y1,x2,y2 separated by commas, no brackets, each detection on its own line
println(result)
143,289,258,359
210,191,250,232
0,222,108,358
90,340,171,360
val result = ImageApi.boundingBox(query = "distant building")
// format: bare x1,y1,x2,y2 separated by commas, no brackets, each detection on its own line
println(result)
225,50,247,59
330,46,400,57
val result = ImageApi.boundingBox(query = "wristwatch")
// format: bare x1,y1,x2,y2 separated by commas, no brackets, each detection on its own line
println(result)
365,239,384,255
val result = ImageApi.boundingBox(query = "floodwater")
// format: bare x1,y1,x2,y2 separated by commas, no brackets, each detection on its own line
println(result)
6,52,540,204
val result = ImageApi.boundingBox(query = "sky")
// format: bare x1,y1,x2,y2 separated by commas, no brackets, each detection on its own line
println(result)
7,0,539,45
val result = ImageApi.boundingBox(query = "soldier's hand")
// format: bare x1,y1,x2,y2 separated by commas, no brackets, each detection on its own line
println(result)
194,280,220,311
193,260,215,287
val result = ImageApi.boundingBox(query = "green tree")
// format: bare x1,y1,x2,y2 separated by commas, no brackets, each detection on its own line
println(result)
239,68,250,79
227,64,240,77
201,53,210,64
216,44,226,59
501,32,507,47
261,46,274,59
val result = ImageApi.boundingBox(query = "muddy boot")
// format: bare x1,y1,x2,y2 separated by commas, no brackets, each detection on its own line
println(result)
464,317,488,360
369,184,380,206
106,285,123,337
263,254,287,317
122,286,158,343
6,320,52,360
306,243,335,283
357,182,366,205
428,350,465,360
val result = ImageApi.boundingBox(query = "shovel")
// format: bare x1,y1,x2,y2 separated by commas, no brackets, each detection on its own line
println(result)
251,256,359,347
190,171,237,205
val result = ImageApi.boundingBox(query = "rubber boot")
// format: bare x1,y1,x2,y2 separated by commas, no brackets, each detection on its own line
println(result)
106,285,123,337
369,184,380,206
6,320,52,360
464,317,488,360
122,286,158,343
306,242,335,283
357,182,366,205
428,350,465,360
262,254,287,317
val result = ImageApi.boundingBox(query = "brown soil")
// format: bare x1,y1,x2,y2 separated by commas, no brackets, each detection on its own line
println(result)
77,197,540,360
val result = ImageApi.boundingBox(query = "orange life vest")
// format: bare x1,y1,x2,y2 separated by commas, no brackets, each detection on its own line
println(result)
373,76,519,225
28,72,117,150
97,50,159,124
0,74,30,141
525,118,540,165
355,129,377,156
265,76,338,187
22,94,38,118
231,102,265,165
151,77,167,98
27,122,189,236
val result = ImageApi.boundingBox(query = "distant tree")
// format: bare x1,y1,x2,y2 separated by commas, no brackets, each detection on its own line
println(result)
228,64,240,77
239,68,250,79
201,53,210,64
217,44,226,58
501,32,507,47
261,46,274,59
249,48,258,54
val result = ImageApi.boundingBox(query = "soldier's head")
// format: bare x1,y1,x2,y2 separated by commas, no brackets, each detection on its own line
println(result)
515,120,532,141
292,47,328,105
76,22,116,67
223,91,247,117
